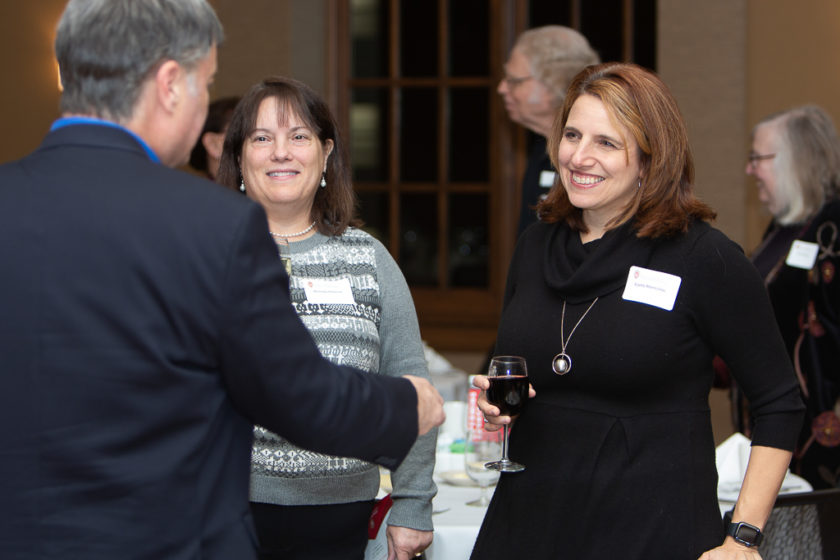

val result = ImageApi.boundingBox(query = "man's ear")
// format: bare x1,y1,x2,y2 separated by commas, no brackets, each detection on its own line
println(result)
202,131,225,160
154,60,184,113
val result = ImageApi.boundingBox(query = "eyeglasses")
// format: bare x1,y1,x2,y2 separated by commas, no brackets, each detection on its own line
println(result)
501,74,534,88
747,152,775,166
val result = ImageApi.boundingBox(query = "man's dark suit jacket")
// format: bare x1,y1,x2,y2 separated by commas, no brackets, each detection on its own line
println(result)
0,124,418,559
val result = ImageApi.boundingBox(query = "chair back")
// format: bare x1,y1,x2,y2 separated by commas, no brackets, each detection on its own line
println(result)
760,488,840,560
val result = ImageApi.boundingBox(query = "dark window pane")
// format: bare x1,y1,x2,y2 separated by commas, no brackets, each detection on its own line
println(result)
633,0,657,69
400,194,438,286
400,0,438,76
350,0,389,78
581,0,624,62
449,194,488,287
351,88,389,182
357,191,389,244
449,88,489,182
529,0,572,27
449,1,489,76
400,88,438,182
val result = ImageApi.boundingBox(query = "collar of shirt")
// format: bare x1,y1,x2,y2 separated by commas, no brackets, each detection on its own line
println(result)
50,116,161,164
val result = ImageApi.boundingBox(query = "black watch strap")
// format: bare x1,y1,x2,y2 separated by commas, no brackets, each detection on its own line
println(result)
726,520,764,547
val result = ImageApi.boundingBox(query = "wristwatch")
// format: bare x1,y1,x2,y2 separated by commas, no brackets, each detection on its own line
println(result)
726,520,764,547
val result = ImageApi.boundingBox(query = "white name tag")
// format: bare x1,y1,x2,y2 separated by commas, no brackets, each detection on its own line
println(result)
302,277,356,305
539,170,556,187
785,240,819,270
622,266,682,311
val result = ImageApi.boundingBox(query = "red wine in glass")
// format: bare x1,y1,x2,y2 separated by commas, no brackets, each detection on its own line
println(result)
484,356,528,473
487,376,529,416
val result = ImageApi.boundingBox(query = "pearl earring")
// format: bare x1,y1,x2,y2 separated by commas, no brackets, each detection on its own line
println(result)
239,180,246,193
320,172,327,188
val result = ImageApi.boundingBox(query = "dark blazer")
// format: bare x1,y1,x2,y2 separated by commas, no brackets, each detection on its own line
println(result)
0,124,418,559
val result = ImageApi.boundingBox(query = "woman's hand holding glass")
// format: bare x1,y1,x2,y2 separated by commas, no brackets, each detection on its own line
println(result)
473,370,536,430
476,356,536,472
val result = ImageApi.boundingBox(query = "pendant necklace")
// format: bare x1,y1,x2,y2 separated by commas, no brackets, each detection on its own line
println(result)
551,297,598,375
269,221,317,242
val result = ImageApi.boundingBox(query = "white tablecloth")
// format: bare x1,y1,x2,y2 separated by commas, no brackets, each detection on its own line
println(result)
426,461,490,560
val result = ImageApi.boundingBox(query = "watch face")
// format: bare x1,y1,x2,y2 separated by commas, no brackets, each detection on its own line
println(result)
735,524,759,542
731,522,762,546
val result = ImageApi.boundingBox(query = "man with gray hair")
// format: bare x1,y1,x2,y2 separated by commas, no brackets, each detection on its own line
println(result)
498,25,599,236
0,1,444,558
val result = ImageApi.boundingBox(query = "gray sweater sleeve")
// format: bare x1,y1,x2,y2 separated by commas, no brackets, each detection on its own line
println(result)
373,240,438,531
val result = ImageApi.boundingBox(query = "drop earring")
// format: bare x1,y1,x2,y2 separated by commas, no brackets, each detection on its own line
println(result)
319,171,327,188
239,180,246,193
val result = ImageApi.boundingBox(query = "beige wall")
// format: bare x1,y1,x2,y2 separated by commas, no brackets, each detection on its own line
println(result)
659,1,748,246
658,0,840,252
0,1,65,162
0,1,326,165
208,0,328,100
744,0,840,250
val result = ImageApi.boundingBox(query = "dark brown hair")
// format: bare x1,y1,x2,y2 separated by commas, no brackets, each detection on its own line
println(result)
540,62,715,238
216,76,359,236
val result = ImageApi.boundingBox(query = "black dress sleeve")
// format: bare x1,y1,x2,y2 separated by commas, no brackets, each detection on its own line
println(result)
685,227,805,450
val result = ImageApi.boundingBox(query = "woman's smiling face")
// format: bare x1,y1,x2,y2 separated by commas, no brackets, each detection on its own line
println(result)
240,96,332,216
557,94,642,234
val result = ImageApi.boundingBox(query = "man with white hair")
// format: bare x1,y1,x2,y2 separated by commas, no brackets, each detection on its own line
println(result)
498,26,599,236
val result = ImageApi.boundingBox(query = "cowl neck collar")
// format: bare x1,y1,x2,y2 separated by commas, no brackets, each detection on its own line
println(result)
543,220,656,303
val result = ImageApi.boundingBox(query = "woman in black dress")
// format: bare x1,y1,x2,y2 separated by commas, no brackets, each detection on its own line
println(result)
472,63,805,559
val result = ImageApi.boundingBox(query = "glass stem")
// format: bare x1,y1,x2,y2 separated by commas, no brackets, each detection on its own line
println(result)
501,424,511,462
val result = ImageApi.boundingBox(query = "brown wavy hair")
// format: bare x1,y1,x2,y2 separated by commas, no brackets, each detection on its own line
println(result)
539,62,715,238
216,76,360,236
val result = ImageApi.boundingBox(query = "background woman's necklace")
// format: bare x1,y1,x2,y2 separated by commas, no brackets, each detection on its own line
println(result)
269,221,317,242
552,297,598,375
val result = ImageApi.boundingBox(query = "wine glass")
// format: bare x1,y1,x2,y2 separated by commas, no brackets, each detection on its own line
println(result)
464,429,501,506
484,355,528,473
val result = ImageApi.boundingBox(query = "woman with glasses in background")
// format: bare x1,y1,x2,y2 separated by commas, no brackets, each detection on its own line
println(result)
731,105,840,490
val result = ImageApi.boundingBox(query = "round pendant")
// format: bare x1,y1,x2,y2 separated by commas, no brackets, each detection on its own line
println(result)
552,353,572,375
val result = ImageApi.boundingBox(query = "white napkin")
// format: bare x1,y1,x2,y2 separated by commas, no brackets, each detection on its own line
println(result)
715,432,813,501
715,432,752,501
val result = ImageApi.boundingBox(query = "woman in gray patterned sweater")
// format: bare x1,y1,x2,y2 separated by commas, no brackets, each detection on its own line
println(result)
217,77,437,560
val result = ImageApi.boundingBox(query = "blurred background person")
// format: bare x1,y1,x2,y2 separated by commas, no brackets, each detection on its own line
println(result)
188,95,240,179
737,105,840,489
217,77,436,560
473,62,804,559
498,25,599,236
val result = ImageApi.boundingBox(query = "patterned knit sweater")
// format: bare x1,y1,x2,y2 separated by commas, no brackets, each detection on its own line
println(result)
249,228,437,531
